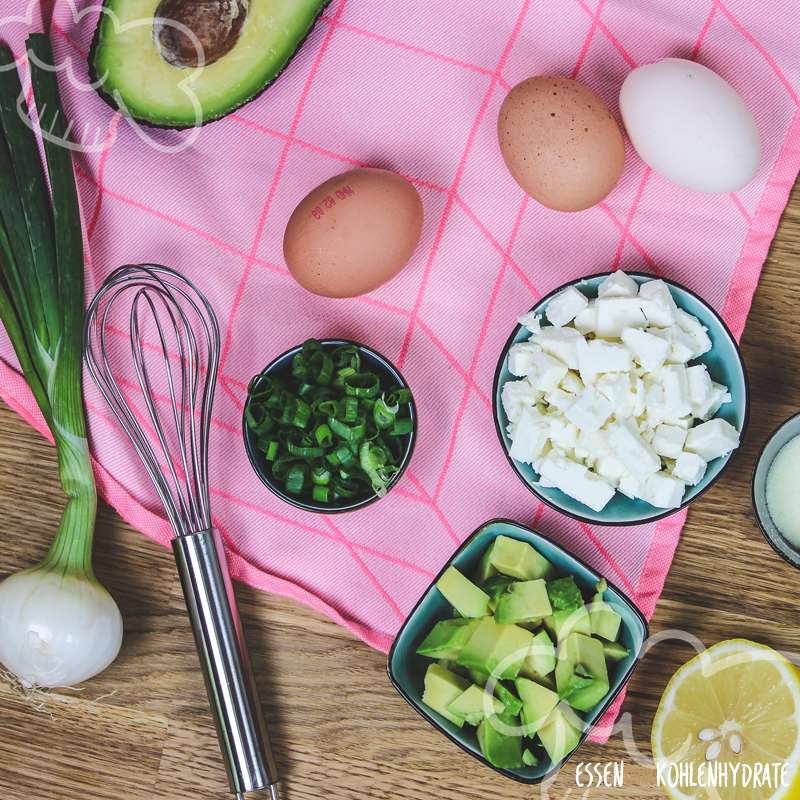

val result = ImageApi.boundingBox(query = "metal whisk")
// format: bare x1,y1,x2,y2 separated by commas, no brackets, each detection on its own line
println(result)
84,263,280,800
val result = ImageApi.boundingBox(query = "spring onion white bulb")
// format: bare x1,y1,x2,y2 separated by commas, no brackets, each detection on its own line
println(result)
0,565,122,688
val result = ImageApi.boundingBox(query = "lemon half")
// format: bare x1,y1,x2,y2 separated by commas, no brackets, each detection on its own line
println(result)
652,639,800,800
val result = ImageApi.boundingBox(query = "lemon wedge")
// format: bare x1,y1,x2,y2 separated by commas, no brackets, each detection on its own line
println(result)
652,639,800,800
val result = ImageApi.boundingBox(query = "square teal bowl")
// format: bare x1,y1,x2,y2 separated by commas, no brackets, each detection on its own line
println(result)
387,519,648,783
493,272,750,526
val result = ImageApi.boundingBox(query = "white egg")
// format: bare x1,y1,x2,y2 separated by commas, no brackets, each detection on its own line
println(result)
619,58,760,193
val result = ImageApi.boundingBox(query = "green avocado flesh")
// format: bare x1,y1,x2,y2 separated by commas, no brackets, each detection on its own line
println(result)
417,538,626,770
416,618,478,660
422,664,469,727
91,0,330,127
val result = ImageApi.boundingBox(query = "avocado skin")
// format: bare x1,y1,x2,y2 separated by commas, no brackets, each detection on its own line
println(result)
87,0,332,129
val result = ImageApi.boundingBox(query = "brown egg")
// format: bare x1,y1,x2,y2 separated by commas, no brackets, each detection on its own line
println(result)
498,76,625,212
284,168,424,299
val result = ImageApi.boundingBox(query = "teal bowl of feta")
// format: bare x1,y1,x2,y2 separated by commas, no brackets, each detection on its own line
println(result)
492,271,749,526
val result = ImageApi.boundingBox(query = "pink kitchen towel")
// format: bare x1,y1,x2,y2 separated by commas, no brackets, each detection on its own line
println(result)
1,0,799,741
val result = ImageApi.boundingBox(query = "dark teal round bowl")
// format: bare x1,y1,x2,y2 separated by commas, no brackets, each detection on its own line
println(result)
243,339,417,514
493,272,749,526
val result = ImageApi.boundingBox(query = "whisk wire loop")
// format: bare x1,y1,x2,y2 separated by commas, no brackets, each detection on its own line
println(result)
84,263,220,538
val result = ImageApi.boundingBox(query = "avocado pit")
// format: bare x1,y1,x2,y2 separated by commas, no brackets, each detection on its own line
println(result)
154,0,248,68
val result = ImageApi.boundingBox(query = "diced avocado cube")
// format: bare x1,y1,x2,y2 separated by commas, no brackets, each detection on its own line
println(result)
493,681,523,716
489,535,554,580
555,633,610,712
521,629,557,679
468,667,490,685
590,604,622,641
537,704,582,765
447,684,503,726
457,617,503,673
476,544,498,583
482,575,515,612
495,580,552,624
547,576,584,612
477,713,524,769
518,618,544,631
491,624,536,679
416,618,478,660
522,748,539,767
436,566,490,618
562,633,609,682
602,641,630,662
529,671,557,691
422,663,469,726
515,677,559,735
544,606,592,640
457,617,534,679
589,578,622,641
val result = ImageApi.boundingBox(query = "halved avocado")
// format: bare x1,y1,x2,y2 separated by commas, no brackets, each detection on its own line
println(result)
89,0,331,128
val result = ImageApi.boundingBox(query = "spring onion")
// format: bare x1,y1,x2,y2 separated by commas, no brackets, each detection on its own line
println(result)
0,36,122,688
246,339,414,503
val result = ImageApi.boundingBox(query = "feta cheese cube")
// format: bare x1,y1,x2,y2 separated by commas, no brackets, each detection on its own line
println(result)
517,310,542,334
528,350,569,392
595,454,627,487
649,325,695,364
545,387,575,413
532,325,581,369
618,473,642,499
621,327,670,372
596,296,647,338
632,376,646,418
644,381,667,428
608,418,661,476
576,339,632,383
652,423,688,459
700,383,732,421
598,270,638,298
501,378,540,423
545,286,589,327
573,302,597,335
686,364,713,413
549,416,579,449
508,408,550,464
565,386,614,433
508,341,541,377
641,472,686,509
576,428,611,461
660,364,692,420
595,372,636,418
560,371,584,395
675,309,712,357
537,452,615,512
673,451,707,485
638,279,678,327
685,418,740,461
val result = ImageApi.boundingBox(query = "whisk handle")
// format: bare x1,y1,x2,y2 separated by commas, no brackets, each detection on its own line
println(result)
172,529,280,798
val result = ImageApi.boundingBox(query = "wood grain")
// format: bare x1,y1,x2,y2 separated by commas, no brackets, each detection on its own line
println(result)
1,179,799,799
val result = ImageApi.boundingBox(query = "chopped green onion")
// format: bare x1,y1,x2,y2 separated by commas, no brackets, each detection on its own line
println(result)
344,372,380,398
246,339,414,504
312,485,330,503
285,464,306,495
314,423,332,448
373,394,399,430
392,417,413,436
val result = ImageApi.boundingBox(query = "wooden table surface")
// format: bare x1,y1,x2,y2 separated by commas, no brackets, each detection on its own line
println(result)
1,180,799,799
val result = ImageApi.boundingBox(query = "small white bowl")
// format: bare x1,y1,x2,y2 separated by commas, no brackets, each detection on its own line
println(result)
752,413,800,570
